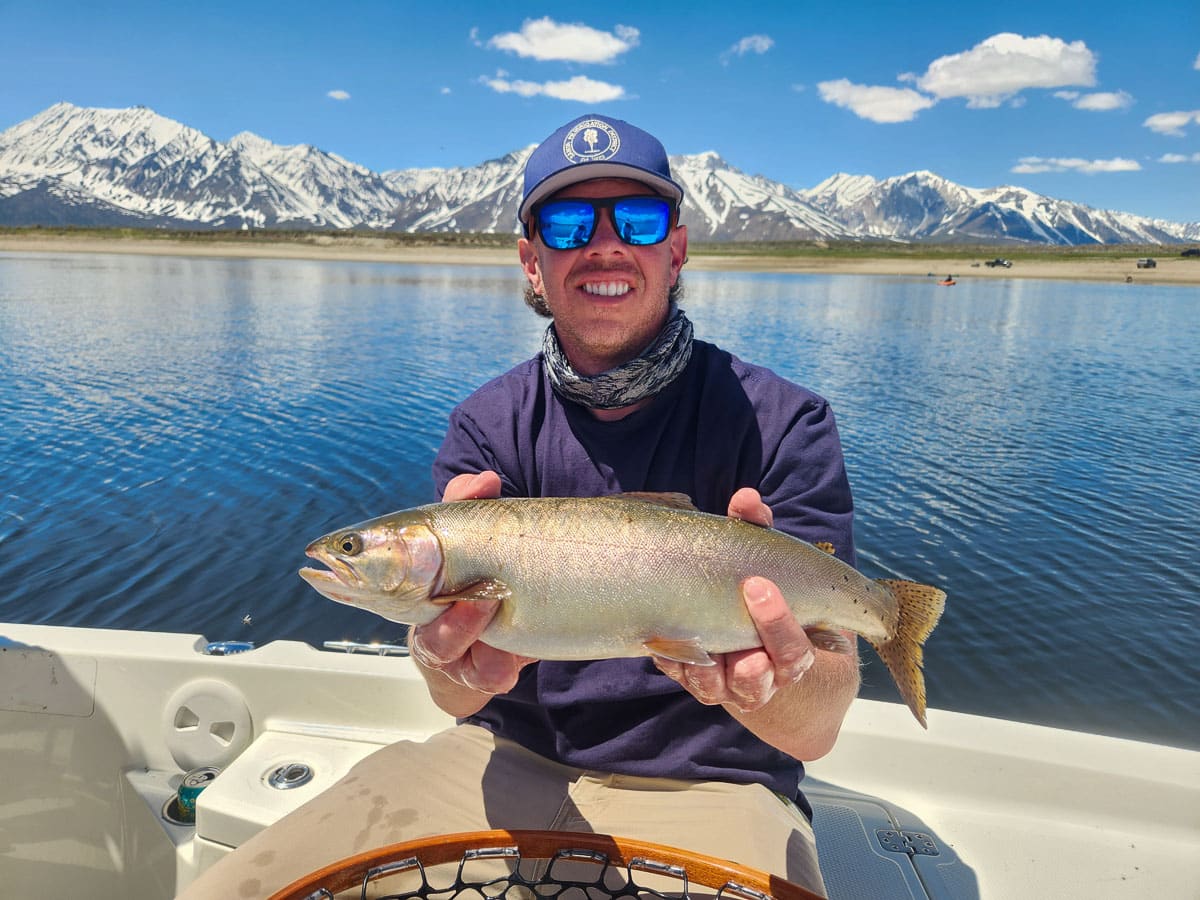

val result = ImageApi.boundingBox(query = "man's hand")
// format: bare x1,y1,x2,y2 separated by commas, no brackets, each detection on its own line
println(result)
652,488,818,713
408,471,535,713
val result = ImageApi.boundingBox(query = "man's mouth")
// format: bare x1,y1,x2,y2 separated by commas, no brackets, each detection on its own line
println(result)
582,281,631,297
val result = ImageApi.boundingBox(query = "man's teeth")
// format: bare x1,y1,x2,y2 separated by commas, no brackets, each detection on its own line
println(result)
583,282,630,297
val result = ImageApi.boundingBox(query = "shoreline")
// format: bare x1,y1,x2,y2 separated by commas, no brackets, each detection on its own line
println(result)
2,233,1197,285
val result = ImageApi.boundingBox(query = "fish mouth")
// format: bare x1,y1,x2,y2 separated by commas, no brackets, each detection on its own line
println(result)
298,542,364,600
298,563,375,606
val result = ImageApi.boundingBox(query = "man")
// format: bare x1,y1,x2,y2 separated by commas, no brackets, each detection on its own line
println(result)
180,114,858,899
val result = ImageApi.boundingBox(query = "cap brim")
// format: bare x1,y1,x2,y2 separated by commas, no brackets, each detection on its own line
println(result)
518,162,684,223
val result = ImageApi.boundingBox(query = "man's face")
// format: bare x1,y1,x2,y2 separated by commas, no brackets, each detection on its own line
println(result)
519,178,688,377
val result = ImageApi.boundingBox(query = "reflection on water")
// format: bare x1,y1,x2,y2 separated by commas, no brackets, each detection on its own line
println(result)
1,252,1197,749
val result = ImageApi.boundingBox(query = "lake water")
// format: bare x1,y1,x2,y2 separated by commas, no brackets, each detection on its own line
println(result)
1,250,1197,750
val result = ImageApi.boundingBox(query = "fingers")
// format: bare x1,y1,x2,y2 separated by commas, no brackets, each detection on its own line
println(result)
651,577,815,713
409,599,532,695
411,598,499,665
741,576,816,685
442,470,502,502
727,487,773,528
653,655,729,707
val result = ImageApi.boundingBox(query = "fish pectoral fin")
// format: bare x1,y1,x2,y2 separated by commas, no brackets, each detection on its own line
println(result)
431,579,513,605
644,637,716,666
611,492,699,511
805,626,856,654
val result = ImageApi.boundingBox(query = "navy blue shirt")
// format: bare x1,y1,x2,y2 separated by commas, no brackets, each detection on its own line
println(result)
432,339,855,809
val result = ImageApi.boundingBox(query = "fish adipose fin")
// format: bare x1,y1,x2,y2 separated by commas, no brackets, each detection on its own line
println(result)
814,541,837,556
869,580,947,728
431,579,513,605
644,637,717,666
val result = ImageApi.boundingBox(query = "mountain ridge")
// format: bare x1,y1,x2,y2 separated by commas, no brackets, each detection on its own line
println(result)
2,103,1196,244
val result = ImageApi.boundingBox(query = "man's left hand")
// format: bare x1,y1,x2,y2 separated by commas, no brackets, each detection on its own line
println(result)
651,488,817,713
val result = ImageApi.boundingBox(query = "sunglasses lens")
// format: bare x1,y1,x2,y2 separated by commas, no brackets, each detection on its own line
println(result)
538,200,596,249
612,197,672,245
535,196,675,249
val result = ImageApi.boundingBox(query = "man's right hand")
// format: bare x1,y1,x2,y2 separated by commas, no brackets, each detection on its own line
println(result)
408,471,535,714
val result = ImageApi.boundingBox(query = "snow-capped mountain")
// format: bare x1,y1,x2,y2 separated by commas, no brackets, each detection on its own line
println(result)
671,151,851,241
802,171,1199,245
382,148,533,234
0,102,408,229
1,103,1196,244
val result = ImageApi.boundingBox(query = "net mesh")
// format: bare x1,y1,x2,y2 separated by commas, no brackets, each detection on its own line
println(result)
269,831,819,900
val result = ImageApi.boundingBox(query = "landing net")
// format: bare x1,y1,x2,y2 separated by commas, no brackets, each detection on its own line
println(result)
267,829,822,900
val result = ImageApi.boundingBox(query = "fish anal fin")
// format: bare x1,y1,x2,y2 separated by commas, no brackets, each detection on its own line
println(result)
869,579,947,728
431,579,512,605
644,637,716,666
813,541,836,556
805,626,855,654
612,492,699,511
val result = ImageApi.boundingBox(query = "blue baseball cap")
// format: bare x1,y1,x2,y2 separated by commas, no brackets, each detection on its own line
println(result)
518,114,685,227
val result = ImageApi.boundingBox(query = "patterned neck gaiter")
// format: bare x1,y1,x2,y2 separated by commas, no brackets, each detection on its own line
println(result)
541,304,694,410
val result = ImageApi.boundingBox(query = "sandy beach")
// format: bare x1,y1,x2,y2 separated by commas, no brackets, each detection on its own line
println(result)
2,232,1197,285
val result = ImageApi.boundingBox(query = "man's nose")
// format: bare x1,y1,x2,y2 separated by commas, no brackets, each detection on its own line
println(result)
585,207,627,253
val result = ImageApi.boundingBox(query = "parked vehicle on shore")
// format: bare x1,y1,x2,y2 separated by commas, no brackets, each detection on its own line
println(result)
1137,258,1157,269
984,258,1012,268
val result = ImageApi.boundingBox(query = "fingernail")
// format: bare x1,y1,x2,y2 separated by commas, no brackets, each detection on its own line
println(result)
742,577,770,605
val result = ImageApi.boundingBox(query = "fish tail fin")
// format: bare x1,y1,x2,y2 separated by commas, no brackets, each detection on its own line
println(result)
869,579,946,728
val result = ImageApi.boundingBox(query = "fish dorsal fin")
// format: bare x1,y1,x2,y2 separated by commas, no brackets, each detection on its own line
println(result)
430,579,512,605
643,637,716,666
610,492,699,511
814,541,836,556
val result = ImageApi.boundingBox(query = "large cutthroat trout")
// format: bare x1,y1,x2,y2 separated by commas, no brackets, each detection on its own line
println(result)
299,494,946,726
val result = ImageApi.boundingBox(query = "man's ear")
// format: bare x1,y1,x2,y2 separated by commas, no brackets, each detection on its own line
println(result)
669,224,688,286
518,237,544,295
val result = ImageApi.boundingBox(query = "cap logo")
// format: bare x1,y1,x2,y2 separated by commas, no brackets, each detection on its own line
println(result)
562,119,620,165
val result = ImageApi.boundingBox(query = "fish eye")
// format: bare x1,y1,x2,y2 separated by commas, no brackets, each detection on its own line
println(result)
337,533,363,556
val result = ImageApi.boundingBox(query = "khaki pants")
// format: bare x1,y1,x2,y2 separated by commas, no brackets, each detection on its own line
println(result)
177,724,825,900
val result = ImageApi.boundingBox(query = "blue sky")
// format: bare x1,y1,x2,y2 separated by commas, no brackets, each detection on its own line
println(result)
2,1,1197,223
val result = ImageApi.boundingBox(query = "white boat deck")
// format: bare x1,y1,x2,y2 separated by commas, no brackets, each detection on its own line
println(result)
1,623,1196,899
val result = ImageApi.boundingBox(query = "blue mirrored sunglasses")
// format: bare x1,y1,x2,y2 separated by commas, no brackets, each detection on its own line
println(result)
533,195,676,250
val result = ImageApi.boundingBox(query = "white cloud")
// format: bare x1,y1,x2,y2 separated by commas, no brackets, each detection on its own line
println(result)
326,90,351,101
916,33,1096,107
1062,90,1134,111
481,73,625,103
817,79,936,123
1143,110,1200,136
820,32,1100,123
440,87,452,95
721,34,774,64
1159,152,1200,164
487,17,639,64
1194,51,1200,70
1012,156,1141,174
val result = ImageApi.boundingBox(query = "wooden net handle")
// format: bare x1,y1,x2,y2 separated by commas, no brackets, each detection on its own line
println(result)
268,828,824,900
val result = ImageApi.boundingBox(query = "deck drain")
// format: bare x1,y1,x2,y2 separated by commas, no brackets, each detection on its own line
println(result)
265,762,315,790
